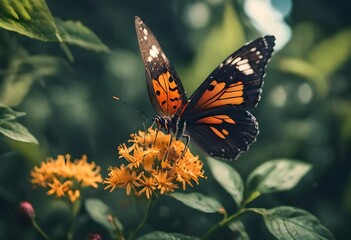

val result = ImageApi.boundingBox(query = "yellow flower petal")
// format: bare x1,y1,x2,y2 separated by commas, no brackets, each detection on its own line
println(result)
104,128,206,199
31,154,102,203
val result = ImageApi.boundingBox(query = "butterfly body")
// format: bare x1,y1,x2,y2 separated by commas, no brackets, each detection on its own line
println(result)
135,16,275,160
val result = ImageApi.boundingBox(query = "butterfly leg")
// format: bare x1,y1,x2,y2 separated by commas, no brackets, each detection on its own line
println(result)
177,134,190,160
142,121,149,146
154,127,161,147
161,135,173,162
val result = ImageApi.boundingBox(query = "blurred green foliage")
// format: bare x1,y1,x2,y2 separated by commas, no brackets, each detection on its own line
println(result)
1,0,351,239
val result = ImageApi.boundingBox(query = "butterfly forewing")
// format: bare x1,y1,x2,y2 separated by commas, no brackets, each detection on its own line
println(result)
135,17,187,117
182,36,275,116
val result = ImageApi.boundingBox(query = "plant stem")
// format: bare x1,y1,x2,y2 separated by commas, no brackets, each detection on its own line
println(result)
129,198,155,240
203,207,264,239
110,215,125,240
31,218,51,240
67,199,81,240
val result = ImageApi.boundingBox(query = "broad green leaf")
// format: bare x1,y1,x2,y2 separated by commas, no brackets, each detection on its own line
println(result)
0,55,63,106
0,0,108,52
181,3,244,92
263,206,335,240
245,159,311,205
0,0,58,41
277,58,327,96
0,121,38,144
5,138,44,165
227,221,250,240
54,18,109,52
85,198,122,233
309,28,351,77
137,231,201,240
207,157,244,206
0,105,25,121
170,192,225,214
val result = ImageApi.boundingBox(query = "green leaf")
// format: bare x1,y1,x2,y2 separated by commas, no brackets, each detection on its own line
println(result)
0,105,25,121
170,192,225,214
85,198,122,233
0,121,38,144
245,159,312,205
309,28,351,77
54,18,109,52
227,221,250,240
263,206,335,240
0,0,108,52
0,55,63,107
207,157,244,206
0,0,59,41
277,58,327,97
137,231,201,240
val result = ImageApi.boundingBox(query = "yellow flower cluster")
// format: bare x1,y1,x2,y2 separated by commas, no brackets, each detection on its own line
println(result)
104,128,205,199
31,154,103,203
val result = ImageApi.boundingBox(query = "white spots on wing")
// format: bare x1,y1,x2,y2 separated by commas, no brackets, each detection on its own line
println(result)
231,57,241,65
147,56,153,62
143,28,148,36
143,35,147,40
239,64,250,71
237,63,253,75
237,59,249,65
149,45,159,58
256,51,261,56
250,47,257,52
243,68,254,75
226,56,234,65
236,58,254,75
221,148,225,152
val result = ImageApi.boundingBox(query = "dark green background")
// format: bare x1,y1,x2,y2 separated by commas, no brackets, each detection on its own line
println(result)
1,0,351,239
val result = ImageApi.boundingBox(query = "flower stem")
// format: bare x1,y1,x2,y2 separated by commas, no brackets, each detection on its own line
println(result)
129,198,156,240
31,218,51,240
67,199,81,240
203,207,264,239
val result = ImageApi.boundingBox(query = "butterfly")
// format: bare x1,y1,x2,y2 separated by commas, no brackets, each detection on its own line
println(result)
135,16,275,160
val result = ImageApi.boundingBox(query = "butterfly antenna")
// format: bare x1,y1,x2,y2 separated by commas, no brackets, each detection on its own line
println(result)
113,96,148,121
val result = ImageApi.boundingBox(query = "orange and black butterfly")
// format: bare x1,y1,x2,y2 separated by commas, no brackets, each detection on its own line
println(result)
135,16,275,160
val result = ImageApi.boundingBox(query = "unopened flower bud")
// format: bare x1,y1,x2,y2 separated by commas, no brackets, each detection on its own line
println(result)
88,233,102,240
19,201,35,219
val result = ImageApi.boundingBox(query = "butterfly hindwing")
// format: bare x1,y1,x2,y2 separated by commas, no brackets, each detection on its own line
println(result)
185,106,258,160
135,17,187,117
182,36,275,117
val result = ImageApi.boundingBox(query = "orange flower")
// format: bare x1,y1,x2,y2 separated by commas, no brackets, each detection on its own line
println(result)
137,174,157,199
104,128,205,199
104,165,141,195
31,154,103,203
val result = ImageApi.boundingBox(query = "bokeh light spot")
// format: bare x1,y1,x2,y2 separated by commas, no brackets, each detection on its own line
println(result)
298,83,313,104
244,0,292,50
183,2,211,29
270,85,287,107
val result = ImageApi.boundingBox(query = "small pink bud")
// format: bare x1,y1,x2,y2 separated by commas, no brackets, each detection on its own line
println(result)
88,233,103,240
19,201,35,219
